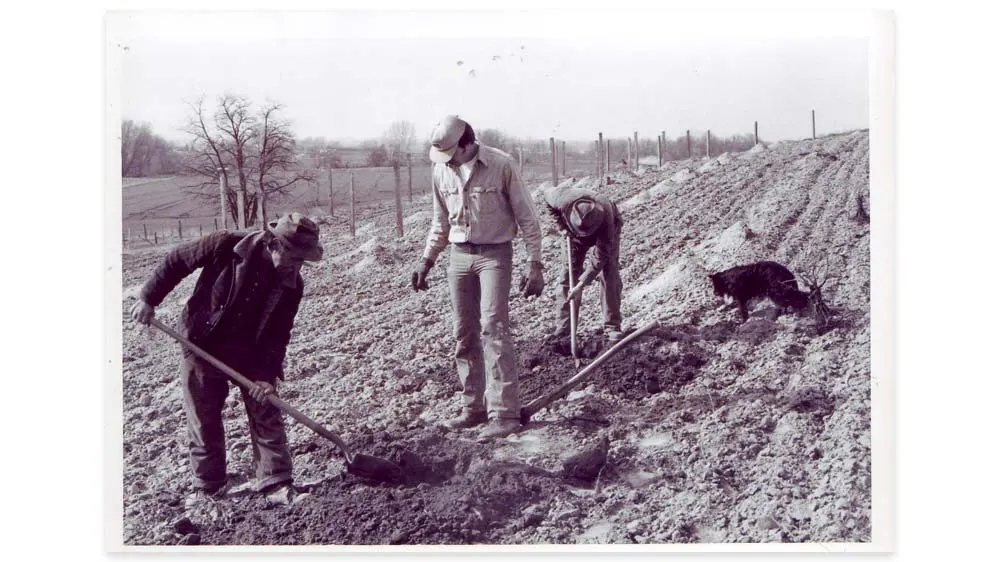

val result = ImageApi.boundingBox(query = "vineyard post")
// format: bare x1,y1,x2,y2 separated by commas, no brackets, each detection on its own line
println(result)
598,132,604,184
393,162,404,237
199,224,203,237
754,121,759,145
154,232,158,245
214,218,218,231
686,130,692,159
236,187,245,230
328,167,335,216
143,223,148,241
561,140,566,176
349,172,356,239
218,168,228,230
657,132,663,166
633,131,639,171
812,110,816,139
178,219,183,240
606,139,611,177
518,146,523,173
407,153,413,204
707,130,712,159
626,137,631,171
550,137,557,187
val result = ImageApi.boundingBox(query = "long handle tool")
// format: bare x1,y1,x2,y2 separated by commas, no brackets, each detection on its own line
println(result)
149,318,404,483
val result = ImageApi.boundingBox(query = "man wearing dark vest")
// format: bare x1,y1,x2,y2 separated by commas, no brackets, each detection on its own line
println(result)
130,212,323,507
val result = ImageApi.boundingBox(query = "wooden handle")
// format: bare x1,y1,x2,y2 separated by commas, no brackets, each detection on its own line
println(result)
566,235,578,360
148,318,354,462
521,320,660,422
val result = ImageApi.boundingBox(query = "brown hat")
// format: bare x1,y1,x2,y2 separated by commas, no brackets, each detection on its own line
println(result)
268,212,323,261
569,199,605,237
428,115,468,163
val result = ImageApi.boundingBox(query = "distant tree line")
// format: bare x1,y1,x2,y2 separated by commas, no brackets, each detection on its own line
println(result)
121,120,181,177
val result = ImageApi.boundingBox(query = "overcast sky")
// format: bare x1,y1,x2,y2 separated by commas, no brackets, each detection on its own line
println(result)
109,10,871,145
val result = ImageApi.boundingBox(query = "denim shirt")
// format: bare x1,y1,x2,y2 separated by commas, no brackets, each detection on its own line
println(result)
422,144,543,264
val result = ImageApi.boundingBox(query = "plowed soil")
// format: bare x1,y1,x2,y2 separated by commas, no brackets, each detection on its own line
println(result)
119,130,871,545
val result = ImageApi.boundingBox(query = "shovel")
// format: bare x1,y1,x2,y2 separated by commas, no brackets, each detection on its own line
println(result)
148,318,404,484
521,320,660,424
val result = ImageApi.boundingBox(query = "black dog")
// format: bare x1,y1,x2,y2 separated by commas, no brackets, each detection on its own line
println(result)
709,261,829,326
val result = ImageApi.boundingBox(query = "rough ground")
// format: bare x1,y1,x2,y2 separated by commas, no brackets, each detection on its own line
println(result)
119,130,871,545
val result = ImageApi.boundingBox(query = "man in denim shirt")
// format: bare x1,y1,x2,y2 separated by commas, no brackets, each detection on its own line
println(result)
412,115,544,441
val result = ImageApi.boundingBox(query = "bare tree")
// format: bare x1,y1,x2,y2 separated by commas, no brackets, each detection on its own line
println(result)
382,120,416,166
216,94,257,227
182,94,310,228
253,102,313,224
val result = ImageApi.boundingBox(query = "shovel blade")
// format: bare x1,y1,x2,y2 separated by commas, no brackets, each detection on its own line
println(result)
347,454,405,484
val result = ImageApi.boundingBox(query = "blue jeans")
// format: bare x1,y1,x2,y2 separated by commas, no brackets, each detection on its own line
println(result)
447,241,520,420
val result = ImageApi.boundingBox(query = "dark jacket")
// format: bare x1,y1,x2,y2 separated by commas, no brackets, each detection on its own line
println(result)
139,230,304,381
543,186,623,287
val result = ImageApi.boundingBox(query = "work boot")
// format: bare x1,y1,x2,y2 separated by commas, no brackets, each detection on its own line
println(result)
477,418,521,442
606,330,624,345
262,482,308,507
441,409,488,431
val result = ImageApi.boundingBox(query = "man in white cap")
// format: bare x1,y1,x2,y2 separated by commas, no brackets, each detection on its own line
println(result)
412,115,544,441
130,212,323,507
542,185,625,345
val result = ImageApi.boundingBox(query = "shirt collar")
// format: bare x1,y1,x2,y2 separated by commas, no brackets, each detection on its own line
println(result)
449,142,488,170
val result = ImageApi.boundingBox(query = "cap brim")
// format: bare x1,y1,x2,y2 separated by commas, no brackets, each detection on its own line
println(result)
429,145,458,163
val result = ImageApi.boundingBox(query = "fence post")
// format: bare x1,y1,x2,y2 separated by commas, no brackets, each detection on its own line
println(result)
755,121,759,145
407,153,413,204
657,134,663,166
236,188,245,230
597,132,604,184
561,140,566,176
393,163,403,237
218,169,228,230
606,139,611,179
328,167,335,216
812,110,816,139
349,172,356,239
633,131,639,171
550,137,557,187
707,130,712,158
214,218,218,231
686,130,692,159
143,223,148,241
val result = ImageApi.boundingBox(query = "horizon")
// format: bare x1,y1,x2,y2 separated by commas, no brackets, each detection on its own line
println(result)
110,10,870,148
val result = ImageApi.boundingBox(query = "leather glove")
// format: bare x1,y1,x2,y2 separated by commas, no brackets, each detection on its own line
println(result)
519,261,545,298
411,258,434,291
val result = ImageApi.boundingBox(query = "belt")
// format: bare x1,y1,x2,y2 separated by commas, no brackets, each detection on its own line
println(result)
452,241,512,255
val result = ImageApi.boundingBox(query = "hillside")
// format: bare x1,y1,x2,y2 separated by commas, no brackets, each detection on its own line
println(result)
119,130,871,545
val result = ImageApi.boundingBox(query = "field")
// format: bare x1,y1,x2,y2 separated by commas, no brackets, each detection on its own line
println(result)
121,153,606,244
119,130,871,545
